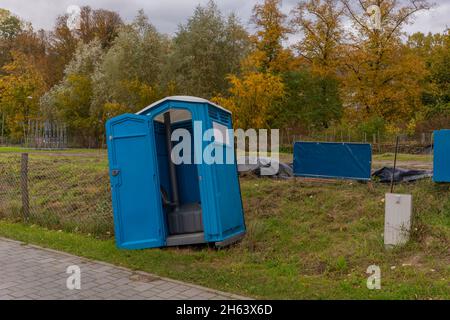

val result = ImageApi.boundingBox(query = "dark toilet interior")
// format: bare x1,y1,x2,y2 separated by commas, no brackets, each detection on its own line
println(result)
153,109,204,245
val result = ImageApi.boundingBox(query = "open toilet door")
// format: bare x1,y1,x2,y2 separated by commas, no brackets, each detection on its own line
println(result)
106,114,165,249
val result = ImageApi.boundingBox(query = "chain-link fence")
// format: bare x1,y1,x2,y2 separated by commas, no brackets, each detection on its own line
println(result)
0,151,113,238
280,130,435,154
0,130,434,239
0,134,106,149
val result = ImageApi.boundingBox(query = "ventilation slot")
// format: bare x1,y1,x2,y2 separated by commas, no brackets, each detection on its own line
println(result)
209,108,230,126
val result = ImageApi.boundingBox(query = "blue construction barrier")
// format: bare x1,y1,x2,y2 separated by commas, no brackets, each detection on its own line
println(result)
293,142,372,181
433,129,450,183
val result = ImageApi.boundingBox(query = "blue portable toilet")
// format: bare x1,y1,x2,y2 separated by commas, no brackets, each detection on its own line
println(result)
433,129,450,182
106,96,246,249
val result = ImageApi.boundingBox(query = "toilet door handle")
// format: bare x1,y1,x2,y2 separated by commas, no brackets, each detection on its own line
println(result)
112,169,120,177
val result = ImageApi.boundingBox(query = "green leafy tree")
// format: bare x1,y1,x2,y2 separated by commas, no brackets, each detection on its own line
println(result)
40,40,104,145
0,9,22,40
0,9,23,70
92,9,170,113
408,30,450,130
278,70,342,129
169,1,250,98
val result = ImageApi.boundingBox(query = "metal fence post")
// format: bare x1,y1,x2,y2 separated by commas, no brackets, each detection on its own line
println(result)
21,153,29,221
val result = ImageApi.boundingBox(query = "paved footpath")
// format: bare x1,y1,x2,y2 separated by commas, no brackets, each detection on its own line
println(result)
0,238,246,300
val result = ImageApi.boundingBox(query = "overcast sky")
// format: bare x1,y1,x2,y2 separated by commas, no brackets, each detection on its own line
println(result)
1,0,449,38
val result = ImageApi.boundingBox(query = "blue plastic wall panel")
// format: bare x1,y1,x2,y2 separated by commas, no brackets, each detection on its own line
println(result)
153,120,201,205
293,142,372,181
433,130,450,182
106,114,165,249
206,105,246,241
171,120,201,204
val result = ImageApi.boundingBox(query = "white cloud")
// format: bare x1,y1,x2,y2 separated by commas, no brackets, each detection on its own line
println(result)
0,0,254,34
0,0,448,36
404,2,450,35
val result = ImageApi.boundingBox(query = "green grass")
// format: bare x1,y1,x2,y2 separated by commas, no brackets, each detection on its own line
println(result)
0,175,448,299
0,150,111,235
0,146,107,154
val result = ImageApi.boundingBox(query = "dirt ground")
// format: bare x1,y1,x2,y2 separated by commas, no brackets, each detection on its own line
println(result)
372,160,432,170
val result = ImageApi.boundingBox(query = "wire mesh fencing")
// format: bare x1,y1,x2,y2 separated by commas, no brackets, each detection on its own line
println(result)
280,130,435,154
0,151,113,238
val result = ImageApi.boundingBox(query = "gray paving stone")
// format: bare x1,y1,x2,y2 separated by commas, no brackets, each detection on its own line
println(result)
0,238,247,300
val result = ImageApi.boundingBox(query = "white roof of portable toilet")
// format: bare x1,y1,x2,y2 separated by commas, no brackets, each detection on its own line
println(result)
136,96,232,116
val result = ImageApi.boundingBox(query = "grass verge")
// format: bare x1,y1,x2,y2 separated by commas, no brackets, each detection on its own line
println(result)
0,146,106,155
0,176,448,300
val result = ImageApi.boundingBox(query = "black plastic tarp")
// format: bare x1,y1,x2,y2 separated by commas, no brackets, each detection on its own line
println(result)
237,156,294,179
372,167,432,183
238,158,433,183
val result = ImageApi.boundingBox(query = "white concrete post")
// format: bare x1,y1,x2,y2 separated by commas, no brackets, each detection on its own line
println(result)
384,193,412,248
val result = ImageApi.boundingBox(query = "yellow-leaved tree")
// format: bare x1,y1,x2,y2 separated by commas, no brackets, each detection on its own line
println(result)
213,0,289,129
340,0,431,130
212,72,285,129
290,0,345,77
248,0,295,73
0,51,46,141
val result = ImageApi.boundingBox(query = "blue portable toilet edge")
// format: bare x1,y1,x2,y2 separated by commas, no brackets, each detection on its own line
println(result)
433,129,450,183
